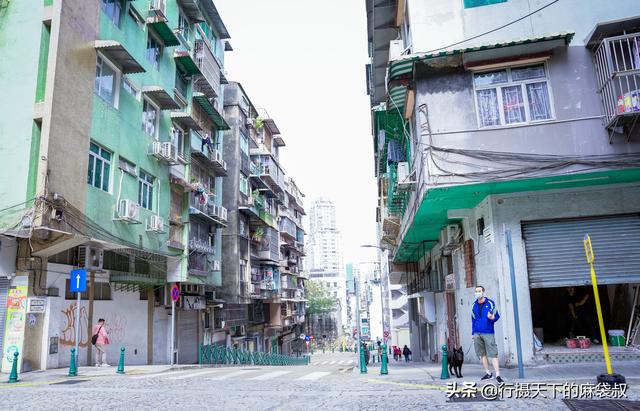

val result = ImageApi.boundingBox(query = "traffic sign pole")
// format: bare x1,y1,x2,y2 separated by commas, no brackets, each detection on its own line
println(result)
169,284,180,366
74,292,80,366
69,269,87,367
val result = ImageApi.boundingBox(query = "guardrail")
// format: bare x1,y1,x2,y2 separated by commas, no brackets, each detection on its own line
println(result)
198,345,309,366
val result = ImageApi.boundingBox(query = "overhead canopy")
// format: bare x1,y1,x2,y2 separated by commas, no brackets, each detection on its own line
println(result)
366,0,398,105
142,86,180,110
193,92,230,130
177,0,204,22
94,40,145,74
171,111,202,131
585,15,640,49
388,32,575,81
263,118,280,135
200,0,230,39
174,49,201,76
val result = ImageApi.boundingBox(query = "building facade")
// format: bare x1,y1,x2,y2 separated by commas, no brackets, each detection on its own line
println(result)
367,0,640,364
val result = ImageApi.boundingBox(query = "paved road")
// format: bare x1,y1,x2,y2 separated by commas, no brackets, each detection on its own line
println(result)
1,353,638,410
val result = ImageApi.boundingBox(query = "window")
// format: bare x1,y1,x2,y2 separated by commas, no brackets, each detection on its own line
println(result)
101,0,122,27
240,133,249,154
146,34,163,70
464,0,507,8
240,174,249,195
175,70,188,101
94,55,119,107
66,280,111,300
177,10,191,42
138,170,155,210
172,125,185,160
122,77,140,101
473,64,553,128
142,98,159,138
87,142,111,192
118,157,136,176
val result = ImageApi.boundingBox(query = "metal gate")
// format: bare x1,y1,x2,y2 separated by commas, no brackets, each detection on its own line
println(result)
178,310,199,364
0,277,8,356
522,214,640,288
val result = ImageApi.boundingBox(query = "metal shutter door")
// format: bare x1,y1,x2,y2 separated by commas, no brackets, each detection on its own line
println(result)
0,277,8,355
523,214,640,288
178,310,199,364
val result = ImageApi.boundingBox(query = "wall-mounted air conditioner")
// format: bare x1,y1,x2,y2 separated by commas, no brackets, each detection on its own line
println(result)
78,246,104,270
161,142,177,163
396,162,415,192
117,199,141,223
441,224,461,248
212,260,221,271
146,215,165,233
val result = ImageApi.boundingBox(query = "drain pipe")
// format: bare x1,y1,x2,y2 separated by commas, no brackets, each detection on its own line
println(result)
505,227,524,379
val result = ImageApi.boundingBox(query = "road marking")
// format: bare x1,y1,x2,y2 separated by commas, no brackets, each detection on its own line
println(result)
249,371,291,380
167,369,221,380
366,378,449,391
207,370,253,381
297,371,330,381
319,361,328,365
329,361,337,365
347,360,354,364
338,360,346,364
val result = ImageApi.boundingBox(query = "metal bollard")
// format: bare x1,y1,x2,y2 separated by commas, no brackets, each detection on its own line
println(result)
68,348,78,377
116,347,125,374
380,344,388,375
360,344,367,374
8,351,19,383
440,345,450,380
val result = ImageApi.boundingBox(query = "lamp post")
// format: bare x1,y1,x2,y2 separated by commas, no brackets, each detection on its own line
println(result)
360,245,391,344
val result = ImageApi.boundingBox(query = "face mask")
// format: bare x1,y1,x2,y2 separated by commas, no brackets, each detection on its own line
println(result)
474,291,483,300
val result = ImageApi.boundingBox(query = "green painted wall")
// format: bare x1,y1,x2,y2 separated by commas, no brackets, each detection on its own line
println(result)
0,0,44,222
35,23,50,103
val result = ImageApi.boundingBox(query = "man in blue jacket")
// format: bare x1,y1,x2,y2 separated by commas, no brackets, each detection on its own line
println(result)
471,285,503,383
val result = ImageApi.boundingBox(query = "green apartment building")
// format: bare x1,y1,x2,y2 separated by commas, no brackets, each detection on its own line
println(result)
0,0,230,371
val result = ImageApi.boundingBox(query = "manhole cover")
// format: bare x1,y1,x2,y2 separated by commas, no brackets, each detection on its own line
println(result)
563,400,640,411
51,379,90,385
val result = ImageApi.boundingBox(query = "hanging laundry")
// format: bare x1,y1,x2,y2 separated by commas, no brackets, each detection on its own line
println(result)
387,139,405,164
378,130,385,150
201,134,211,152
199,191,208,205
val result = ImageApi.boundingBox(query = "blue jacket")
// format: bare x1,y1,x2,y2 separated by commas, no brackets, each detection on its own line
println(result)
471,297,500,335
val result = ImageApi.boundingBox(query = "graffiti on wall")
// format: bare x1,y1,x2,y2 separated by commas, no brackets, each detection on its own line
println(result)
102,312,127,343
60,303,89,347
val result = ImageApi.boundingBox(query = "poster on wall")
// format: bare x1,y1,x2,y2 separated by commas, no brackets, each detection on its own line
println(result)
1,278,28,373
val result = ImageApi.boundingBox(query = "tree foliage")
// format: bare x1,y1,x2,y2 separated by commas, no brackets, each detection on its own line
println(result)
305,280,338,315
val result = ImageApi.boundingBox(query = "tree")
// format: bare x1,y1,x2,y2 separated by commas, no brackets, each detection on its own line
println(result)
305,280,338,315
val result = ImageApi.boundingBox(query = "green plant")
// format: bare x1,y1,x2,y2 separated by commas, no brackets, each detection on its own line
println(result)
251,227,265,241
254,117,264,131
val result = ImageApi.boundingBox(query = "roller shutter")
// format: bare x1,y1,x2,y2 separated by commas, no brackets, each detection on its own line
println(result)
0,277,8,356
523,214,640,288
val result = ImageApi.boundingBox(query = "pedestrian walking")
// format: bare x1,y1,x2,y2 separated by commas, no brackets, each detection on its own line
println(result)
402,345,411,362
92,318,110,367
471,285,503,383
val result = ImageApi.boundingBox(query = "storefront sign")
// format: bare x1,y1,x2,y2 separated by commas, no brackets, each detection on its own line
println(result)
1,280,28,373
183,295,206,310
27,297,46,313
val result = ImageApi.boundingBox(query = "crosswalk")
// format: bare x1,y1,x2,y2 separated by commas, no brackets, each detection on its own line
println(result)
129,366,348,383
310,359,354,366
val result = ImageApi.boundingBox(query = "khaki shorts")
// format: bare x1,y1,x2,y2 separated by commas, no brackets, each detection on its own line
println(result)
474,333,498,359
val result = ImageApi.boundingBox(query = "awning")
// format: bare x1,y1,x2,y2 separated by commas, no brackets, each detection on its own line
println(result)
273,135,286,147
388,32,575,81
174,49,201,76
387,85,407,113
193,92,230,130
109,271,165,287
585,16,640,49
147,18,180,47
142,86,180,110
199,0,230,39
94,40,145,74
177,0,204,22
171,111,202,131
263,118,280,135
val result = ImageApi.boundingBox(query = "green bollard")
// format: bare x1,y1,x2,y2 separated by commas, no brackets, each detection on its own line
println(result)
440,345,450,380
380,344,388,375
68,348,78,377
8,351,19,383
359,344,367,374
116,347,125,374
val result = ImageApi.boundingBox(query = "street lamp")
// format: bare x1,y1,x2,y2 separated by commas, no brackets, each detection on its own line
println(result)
360,245,391,344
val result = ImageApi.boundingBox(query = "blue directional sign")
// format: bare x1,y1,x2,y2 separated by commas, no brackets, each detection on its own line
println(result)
70,269,87,293
305,336,310,342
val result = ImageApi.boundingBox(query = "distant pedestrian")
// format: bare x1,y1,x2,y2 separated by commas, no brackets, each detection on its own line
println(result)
92,318,110,367
471,285,502,383
402,345,411,362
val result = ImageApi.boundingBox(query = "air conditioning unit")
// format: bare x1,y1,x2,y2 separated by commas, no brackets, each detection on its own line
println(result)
146,215,165,233
246,196,254,205
78,246,104,270
151,141,164,161
117,199,141,223
212,260,221,271
441,224,462,248
161,142,177,163
396,162,415,192
214,150,224,165
389,39,404,61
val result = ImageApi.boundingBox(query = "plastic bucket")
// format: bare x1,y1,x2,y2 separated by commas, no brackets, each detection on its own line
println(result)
608,330,625,347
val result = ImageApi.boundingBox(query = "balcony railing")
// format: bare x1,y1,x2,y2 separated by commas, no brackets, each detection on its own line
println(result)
593,32,640,132
279,216,297,239
190,131,227,175
188,238,215,255
194,32,221,99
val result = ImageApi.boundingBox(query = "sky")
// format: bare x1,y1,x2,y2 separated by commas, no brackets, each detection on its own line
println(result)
216,0,379,264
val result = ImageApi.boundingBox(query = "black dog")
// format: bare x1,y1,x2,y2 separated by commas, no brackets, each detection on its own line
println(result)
448,346,464,378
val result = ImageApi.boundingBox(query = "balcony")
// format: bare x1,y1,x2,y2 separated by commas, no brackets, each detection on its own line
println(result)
187,253,221,286
189,192,227,227
279,216,297,240
194,32,221,99
188,237,215,255
146,0,179,47
173,42,201,76
253,156,285,194
190,131,228,176
592,31,640,139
